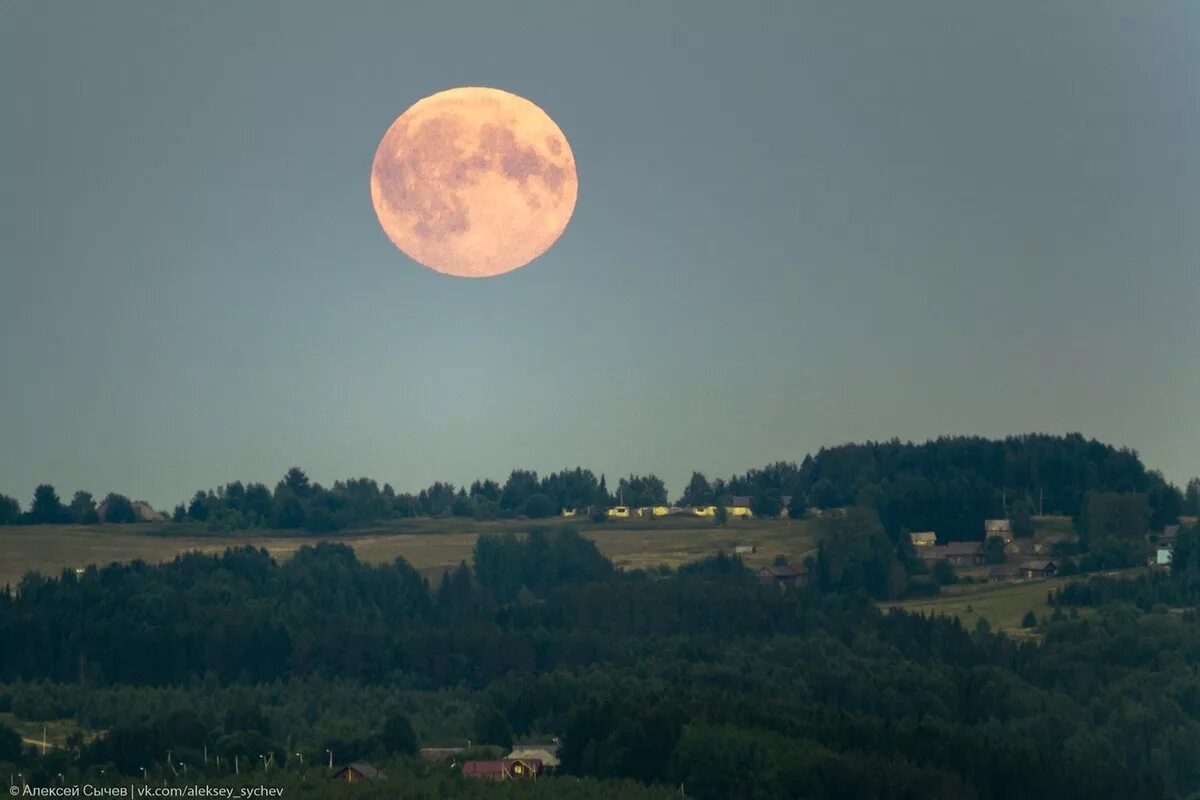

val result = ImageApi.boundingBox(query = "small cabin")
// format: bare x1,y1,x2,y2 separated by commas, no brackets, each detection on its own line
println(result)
331,763,387,783
462,758,544,781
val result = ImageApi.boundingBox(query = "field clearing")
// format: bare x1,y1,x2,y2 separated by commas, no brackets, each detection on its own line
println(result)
883,568,1141,631
0,712,99,750
0,517,820,588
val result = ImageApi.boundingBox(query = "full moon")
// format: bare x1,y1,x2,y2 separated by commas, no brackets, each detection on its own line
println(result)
370,87,578,278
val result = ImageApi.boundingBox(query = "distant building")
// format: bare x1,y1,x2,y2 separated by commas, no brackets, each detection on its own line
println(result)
606,506,630,519
693,506,718,517
728,497,753,518
331,763,387,783
909,531,937,548
1004,540,1037,558
733,545,757,555
1156,547,1173,566
1036,533,1078,555
984,520,1013,544
506,747,559,769
943,542,985,567
637,506,669,518
1019,560,1057,580
988,566,1022,583
756,564,810,589
560,508,577,518
462,758,543,782
780,496,794,517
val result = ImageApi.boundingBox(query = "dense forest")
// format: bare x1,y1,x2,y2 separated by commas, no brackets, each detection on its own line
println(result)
1,434,1194,540
4,524,1200,797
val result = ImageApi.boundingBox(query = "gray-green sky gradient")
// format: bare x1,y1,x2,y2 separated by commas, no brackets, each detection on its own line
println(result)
2,1,1198,509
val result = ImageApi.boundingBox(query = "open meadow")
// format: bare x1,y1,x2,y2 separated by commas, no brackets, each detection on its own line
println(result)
0,516,821,589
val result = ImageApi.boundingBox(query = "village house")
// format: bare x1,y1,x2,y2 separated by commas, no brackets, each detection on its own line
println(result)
463,758,544,781
728,496,754,518
1019,560,1057,580
984,519,1013,544
331,763,387,783
1148,547,1173,571
909,531,937,548
637,506,670,518
1036,533,1078,555
693,505,718,517
756,563,810,590
917,546,948,565
606,505,630,519
944,541,986,567
988,566,1023,583
1004,540,1037,558
507,746,559,770
1151,524,1181,549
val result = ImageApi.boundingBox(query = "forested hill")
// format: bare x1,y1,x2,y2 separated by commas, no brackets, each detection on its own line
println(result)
727,433,1185,541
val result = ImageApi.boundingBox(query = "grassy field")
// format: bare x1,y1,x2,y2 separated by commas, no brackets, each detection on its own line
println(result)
883,568,1141,632
883,578,1062,632
0,712,99,750
0,517,821,588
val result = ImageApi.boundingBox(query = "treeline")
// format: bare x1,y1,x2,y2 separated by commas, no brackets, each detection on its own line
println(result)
1,434,1192,537
0,485,145,526
4,531,1200,796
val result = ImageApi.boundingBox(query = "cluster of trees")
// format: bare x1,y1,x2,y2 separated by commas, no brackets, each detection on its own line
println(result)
172,467,663,532
0,485,141,526
2,435,1188,538
5,528,1200,795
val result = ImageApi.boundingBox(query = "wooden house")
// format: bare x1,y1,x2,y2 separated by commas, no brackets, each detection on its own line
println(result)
756,564,810,589
507,747,559,769
331,763,387,783
909,531,937,548
988,566,1023,583
463,758,543,781
1019,560,1057,579
944,542,985,566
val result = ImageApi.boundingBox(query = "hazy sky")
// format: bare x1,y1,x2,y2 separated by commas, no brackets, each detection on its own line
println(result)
3,1,1198,509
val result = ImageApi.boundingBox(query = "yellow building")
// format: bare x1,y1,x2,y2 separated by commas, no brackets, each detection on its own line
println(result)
606,506,630,519
561,508,577,518
637,505,669,518
693,505,718,517
728,496,754,518
909,531,937,548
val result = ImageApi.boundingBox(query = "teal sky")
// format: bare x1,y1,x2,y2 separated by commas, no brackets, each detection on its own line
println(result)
2,1,1198,509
